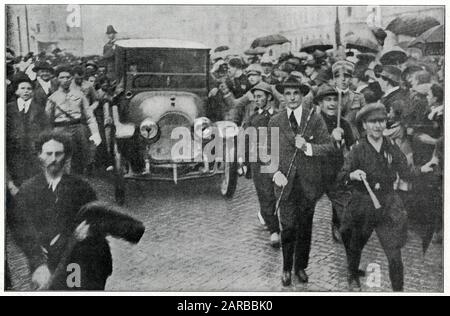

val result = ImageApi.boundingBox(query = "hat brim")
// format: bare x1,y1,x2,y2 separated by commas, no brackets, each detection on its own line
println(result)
33,66,54,73
275,83,310,96
357,109,387,123
314,91,338,104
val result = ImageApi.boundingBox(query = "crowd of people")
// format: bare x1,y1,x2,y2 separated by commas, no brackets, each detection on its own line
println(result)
5,23,444,292
206,28,443,291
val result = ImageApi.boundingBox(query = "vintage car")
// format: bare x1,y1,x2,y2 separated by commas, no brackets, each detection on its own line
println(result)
109,39,239,205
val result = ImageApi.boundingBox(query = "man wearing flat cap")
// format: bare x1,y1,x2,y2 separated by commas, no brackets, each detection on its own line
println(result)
103,25,118,80
332,60,366,137
338,102,410,292
268,76,334,286
226,57,250,99
33,61,57,109
315,84,356,242
240,82,280,247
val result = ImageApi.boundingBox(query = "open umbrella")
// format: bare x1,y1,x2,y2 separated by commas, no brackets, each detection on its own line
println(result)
300,39,333,54
244,46,267,56
408,24,444,55
346,37,379,54
386,15,440,37
379,46,408,65
251,34,290,48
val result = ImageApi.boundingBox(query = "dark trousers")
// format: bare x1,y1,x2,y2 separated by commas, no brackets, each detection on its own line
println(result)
341,191,407,291
279,176,316,273
251,163,279,234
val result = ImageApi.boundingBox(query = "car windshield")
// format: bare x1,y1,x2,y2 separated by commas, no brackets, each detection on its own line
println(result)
125,48,207,74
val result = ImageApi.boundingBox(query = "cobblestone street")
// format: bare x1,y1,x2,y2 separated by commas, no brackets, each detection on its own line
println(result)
7,175,443,292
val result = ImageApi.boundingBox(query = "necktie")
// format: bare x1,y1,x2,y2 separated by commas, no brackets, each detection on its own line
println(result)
289,111,299,134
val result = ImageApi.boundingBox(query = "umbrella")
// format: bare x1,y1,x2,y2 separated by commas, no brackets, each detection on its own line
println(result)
214,45,230,53
408,24,444,49
300,39,333,54
386,15,440,37
251,34,290,48
244,46,267,56
379,46,408,65
346,37,379,54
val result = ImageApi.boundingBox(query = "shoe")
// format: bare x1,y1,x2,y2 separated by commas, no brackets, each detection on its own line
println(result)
332,224,342,243
106,165,114,172
348,276,362,292
257,211,266,226
270,232,280,248
295,269,309,283
281,271,292,286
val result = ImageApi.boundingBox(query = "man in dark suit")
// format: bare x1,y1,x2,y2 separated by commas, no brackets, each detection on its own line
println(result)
103,25,118,80
32,61,57,109
8,131,112,290
269,76,334,286
6,72,50,190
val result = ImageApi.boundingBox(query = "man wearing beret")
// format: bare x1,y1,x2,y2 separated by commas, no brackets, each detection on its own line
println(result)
315,85,356,242
338,103,410,292
269,76,334,286
33,61,58,109
46,66,102,174
332,60,366,137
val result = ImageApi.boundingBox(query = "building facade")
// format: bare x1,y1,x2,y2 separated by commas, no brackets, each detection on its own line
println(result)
6,5,444,57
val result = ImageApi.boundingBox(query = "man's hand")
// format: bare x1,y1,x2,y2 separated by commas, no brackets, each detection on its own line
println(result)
349,169,367,181
89,133,102,146
331,127,344,142
295,135,306,150
32,265,51,290
273,171,288,187
8,181,19,196
218,82,231,96
208,87,219,98
75,220,90,242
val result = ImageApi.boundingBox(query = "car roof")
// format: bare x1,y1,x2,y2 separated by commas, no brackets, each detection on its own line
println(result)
115,38,210,50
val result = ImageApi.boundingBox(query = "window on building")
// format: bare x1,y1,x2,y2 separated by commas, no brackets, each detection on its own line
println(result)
36,23,40,33
347,7,352,17
66,25,71,32
50,21,56,33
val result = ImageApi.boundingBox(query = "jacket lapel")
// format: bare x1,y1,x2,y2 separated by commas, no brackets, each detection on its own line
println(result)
298,106,309,135
279,109,296,146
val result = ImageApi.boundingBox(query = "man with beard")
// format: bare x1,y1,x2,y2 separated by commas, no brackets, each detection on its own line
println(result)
338,103,410,292
315,85,356,242
45,66,101,174
269,76,333,286
7,131,112,290
332,60,366,137
32,61,57,109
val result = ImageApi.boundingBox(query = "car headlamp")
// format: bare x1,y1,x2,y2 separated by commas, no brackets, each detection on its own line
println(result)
140,118,159,140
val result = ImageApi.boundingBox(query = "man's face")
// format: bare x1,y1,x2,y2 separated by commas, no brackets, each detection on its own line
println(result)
247,74,261,86
261,64,272,75
58,72,72,90
227,66,238,78
305,66,315,76
38,69,52,82
39,139,66,176
253,90,269,109
350,77,360,90
363,118,387,141
16,82,33,101
107,33,116,41
335,73,352,90
377,76,389,92
87,76,96,86
319,95,338,116
73,73,84,86
283,87,302,110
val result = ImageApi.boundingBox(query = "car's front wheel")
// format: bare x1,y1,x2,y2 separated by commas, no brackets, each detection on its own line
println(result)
220,161,238,198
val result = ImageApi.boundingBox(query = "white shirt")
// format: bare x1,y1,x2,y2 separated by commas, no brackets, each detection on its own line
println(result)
47,175,62,192
258,108,274,115
17,98,32,114
286,106,303,127
384,86,400,99
37,77,52,95
336,87,350,95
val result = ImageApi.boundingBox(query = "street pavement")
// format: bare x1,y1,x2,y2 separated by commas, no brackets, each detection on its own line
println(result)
6,175,443,292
